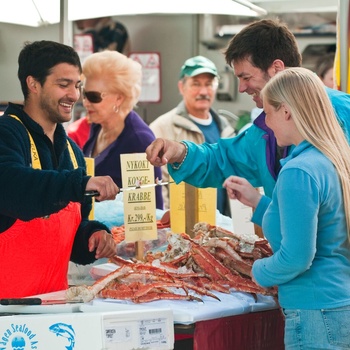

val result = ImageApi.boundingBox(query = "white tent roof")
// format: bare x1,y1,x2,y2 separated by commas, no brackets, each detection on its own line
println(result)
2,0,266,28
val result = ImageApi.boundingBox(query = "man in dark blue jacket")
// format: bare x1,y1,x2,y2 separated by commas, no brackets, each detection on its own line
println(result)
0,40,119,298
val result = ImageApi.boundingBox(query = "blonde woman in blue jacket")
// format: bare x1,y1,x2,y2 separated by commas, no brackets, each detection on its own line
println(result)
224,67,350,350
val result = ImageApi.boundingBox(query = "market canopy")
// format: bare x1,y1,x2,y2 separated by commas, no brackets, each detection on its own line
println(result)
2,0,267,28
251,0,337,13
3,0,347,92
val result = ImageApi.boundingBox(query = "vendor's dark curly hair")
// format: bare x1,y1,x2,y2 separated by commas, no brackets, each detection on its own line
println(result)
18,40,82,99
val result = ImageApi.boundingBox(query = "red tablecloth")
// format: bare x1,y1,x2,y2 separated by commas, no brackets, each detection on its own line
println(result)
175,309,285,350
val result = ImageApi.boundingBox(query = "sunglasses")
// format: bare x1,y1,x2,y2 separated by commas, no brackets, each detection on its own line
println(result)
82,89,106,103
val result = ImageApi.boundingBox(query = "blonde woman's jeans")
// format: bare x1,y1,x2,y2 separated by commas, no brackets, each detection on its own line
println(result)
283,306,350,349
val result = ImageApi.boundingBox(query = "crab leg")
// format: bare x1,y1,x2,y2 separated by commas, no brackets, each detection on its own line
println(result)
110,255,135,266
213,248,253,277
135,293,203,303
180,280,221,301
133,282,188,299
194,277,231,294
191,244,238,283
99,282,139,300
66,265,132,302
119,272,175,284
132,264,176,281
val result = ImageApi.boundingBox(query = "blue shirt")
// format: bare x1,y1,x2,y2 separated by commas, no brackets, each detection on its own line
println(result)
192,118,226,213
252,141,350,309
193,119,221,144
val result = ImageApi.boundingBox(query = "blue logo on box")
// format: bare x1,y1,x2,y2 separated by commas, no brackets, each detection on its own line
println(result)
0,323,38,349
0,322,76,350
11,336,25,350
49,323,76,350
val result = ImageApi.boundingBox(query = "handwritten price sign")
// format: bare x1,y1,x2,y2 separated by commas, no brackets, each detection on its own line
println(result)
120,153,157,242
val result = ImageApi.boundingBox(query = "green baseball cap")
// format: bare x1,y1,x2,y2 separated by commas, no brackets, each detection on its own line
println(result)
180,56,219,79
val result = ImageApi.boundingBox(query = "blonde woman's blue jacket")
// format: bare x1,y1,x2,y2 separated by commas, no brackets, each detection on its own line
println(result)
251,141,350,309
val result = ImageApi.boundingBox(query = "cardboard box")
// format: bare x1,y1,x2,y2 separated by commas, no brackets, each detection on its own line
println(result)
0,308,174,349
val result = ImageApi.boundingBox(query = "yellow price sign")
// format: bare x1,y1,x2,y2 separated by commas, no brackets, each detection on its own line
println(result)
84,157,95,220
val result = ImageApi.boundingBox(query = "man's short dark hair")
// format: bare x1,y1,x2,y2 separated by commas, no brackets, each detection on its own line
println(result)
18,40,82,99
224,19,302,72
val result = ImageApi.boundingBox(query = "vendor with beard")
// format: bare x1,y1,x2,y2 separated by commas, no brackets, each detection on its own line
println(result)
0,41,119,298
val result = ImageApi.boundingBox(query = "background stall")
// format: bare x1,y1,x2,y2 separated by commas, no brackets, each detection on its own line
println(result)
0,0,339,126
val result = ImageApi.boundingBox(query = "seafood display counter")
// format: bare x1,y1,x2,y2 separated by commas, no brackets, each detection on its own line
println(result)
0,290,283,350
0,206,286,349
63,216,284,349
71,259,283,349
78,286,283,350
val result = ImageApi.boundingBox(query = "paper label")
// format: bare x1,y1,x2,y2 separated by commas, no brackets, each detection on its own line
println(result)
104,323,132,343
138,318,169,347
230,199,255,236
120,153,157,241
230,187,264,237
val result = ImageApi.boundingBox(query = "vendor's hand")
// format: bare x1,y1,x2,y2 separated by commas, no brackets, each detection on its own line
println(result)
88,230,117,259
85,176,119,201
223,176,261,209
146,138,187,167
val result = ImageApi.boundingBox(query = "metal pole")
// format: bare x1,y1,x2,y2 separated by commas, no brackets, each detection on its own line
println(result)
339,0,350,92
59,0,72,46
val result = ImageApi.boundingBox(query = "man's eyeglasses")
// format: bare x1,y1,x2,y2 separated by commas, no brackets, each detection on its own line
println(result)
82,89,106,103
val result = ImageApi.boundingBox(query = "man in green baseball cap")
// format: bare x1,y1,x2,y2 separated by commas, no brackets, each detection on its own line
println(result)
150,55,235,215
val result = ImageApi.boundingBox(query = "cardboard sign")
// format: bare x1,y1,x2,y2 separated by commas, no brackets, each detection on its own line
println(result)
129,52,161,103
230,187,265,238
84,157,95,220
169,181,216,235
120,153,157,242
230,199,255,236
73,34,94,64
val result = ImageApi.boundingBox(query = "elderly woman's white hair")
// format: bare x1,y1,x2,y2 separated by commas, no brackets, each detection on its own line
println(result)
82,50,142,117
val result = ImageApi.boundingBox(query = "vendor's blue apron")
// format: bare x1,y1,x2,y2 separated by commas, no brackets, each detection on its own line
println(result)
0,115,81,298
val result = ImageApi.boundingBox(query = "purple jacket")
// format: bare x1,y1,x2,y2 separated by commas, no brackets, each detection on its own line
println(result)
83,110,164,209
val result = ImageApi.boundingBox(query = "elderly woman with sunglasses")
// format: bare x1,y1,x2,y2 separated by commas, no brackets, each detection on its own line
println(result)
81,50,163,209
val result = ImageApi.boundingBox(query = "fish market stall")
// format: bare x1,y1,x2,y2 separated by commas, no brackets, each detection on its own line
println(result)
66,212,284,350
0,197,285,350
